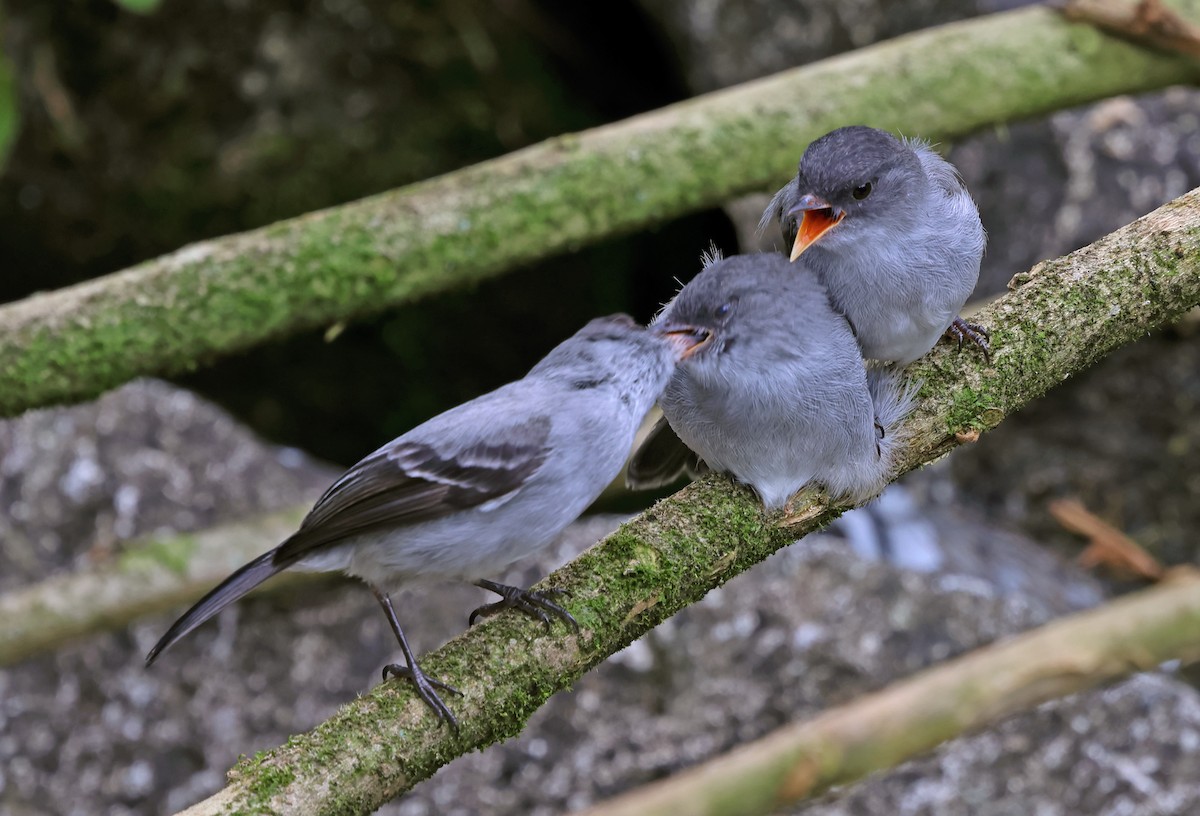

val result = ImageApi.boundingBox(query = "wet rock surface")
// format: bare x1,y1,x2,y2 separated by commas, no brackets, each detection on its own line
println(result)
796,672,1200,816
387,538,1115,816
0,379,336,593
947,327,1200,569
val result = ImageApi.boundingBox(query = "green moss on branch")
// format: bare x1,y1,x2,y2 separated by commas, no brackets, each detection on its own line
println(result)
5,2,1200,416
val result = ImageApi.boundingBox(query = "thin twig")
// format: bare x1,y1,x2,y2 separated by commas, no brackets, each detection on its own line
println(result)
1050,497,1165,580
1058,0,1200,58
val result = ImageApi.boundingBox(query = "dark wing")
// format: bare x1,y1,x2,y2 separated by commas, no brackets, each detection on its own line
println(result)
274,415,552,566
625,415,708,491
759,181,798,246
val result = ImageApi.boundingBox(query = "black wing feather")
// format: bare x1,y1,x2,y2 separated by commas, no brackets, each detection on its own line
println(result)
147,417,552,666
274,415,552,565
626,415,707,491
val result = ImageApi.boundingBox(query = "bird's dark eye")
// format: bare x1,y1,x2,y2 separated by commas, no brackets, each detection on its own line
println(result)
852,182,873,200
713,299,736,320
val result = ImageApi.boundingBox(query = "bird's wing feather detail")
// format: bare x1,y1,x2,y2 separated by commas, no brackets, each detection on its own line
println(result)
273,415,552,565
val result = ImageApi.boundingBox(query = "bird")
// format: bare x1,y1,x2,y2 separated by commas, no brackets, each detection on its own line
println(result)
762,125,989,364
146,314,701,729
632,252,914,510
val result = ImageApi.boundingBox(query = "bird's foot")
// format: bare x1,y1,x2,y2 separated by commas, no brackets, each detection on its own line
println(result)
944,317,991,363
381,661,463,730
470,579,579,630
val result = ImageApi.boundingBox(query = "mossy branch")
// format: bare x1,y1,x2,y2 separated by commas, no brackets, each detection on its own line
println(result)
4,1,1200,417
0,509,308,667
579,569,1200,816
171,188,1200,815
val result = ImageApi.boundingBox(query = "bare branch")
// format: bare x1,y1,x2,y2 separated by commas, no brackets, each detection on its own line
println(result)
1059,0,1200,58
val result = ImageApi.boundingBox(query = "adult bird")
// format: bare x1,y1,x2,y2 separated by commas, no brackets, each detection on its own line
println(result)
147,314,700,728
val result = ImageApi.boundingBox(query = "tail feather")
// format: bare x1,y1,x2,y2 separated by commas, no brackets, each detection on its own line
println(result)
145,549,283,666
626,415,707,491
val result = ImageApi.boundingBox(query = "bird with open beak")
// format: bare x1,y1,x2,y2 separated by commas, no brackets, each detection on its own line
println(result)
633,252,915,509
762,125,989,364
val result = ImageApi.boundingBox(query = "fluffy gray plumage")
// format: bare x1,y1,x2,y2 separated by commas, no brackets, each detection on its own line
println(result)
634,253,914,509
762,126,986,365
147,314,685,724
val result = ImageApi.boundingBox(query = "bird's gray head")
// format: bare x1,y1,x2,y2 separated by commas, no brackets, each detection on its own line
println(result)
529,313,702,406
654,254,807,382
782,126,925,262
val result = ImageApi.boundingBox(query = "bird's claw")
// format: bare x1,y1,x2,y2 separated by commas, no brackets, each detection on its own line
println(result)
470,581,578,630
945,317,991,363
382,662,463,730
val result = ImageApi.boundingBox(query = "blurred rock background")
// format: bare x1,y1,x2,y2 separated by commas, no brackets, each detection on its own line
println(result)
1,0,1198,813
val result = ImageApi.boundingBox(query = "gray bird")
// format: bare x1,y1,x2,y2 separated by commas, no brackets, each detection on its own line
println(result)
762,125,988,364
632,252,913,509
147,314,699,728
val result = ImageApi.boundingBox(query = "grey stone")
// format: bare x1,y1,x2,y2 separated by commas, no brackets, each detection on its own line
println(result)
0,379,336,592
386,539,1126,815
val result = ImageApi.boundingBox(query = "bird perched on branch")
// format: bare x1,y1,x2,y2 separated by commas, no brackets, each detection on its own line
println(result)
762,125,989,363
630,252,914,509
147,314,701,729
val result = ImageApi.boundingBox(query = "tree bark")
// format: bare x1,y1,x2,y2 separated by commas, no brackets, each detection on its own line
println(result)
3,1,1200,417
167,188,1200,815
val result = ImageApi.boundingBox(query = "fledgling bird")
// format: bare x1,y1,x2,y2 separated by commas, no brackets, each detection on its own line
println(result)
762,125,988,364
632,252,914,509
146,314,700,729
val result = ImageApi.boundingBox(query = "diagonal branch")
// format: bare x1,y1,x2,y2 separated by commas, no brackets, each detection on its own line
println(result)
173,188,1200,815
3,0,1200,417
0,509,309,666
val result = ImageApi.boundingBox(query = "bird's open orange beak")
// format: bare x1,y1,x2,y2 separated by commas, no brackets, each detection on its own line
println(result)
786,194,845,261
655,324,712,360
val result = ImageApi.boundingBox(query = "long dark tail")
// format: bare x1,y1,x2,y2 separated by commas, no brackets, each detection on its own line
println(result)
145,549,284,666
